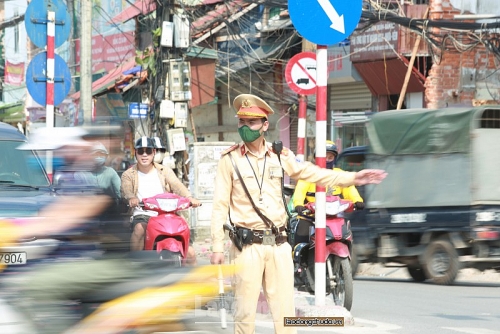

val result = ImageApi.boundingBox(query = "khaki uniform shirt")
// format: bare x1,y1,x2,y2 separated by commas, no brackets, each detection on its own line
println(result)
120,162,192,203
210,141,356,252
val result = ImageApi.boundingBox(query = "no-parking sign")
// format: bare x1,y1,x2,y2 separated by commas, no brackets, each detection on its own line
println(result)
285,52,317,95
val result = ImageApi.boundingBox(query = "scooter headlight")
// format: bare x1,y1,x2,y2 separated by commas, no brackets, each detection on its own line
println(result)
325,201,349,215
156,198,178,212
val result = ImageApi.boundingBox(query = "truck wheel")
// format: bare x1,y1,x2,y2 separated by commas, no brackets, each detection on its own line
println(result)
407,266,427,282
422,239,459,285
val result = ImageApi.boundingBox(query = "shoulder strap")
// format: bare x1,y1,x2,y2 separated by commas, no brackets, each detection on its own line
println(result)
228,152,279,234
221,144,239,156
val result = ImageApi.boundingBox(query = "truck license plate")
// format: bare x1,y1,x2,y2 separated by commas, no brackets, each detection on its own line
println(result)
0,252,27,265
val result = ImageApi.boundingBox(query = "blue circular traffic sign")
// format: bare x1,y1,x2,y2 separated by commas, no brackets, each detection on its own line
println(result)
25,0,71,49
289,0,362,46
26,51,72,107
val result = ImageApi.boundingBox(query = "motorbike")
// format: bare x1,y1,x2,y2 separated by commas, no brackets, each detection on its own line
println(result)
290,195,355,310
1,212,232,334
142,193,194,266
0,260,236,334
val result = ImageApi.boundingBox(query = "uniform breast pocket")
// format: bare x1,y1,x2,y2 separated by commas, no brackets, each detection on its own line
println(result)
233,171,257,189
269,167,282,180
233,171,254,181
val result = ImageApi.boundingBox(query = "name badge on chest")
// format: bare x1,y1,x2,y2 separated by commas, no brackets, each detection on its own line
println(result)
269,167,281,179
262,229,276,246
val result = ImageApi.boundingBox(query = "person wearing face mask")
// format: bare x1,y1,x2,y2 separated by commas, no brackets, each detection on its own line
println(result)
152,136,167,164
291,141,364,248
75,142,121,201
292,140,364,215
210,94,386,334
151,136,176,169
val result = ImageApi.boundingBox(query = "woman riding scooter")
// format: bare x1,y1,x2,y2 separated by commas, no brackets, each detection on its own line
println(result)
291,140,364,247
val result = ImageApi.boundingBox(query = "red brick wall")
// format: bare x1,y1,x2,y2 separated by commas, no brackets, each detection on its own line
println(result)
425,0,499,108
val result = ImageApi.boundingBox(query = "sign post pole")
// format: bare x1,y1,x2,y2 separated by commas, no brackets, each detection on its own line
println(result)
25,0,72,182
289,0,363,307
45,10,56,177
46,11,55,129
314,45,328,306
296,94,307,162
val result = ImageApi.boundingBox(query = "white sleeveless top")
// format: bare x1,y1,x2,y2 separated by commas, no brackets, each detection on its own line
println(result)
133,170,164,217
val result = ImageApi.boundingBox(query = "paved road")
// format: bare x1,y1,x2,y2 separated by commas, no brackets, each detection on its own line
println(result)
349,275,500,334
193,272,500,334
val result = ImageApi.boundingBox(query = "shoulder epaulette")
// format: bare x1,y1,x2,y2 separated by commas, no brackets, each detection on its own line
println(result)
221,144,239,156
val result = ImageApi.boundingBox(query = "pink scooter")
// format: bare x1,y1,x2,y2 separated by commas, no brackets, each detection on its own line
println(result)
292,195,355,310
142,193,192,266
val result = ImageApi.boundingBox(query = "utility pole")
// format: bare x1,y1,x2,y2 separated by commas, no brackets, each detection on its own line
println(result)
66,0,77,93
80,0,92,125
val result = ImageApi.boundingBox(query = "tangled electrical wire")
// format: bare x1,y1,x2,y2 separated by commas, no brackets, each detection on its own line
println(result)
183,0,300,106
361,1,500,64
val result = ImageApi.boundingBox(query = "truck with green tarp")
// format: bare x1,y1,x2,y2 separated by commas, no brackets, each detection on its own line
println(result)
350,106,500,284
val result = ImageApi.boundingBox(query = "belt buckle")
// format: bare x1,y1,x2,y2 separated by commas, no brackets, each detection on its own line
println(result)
262,229,275,246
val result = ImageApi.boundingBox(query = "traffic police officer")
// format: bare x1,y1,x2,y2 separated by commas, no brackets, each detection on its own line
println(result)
210,94,386,334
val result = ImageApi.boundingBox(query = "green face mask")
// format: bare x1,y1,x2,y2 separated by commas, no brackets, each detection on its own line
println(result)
238,124,263,143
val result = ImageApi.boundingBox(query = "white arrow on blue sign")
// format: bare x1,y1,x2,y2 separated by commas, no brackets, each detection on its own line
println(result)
289,0,363,46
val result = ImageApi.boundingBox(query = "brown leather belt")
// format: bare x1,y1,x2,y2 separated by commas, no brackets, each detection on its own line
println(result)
235,225,287,246
246,225,286,235
249,226,287,245
252,234,287,245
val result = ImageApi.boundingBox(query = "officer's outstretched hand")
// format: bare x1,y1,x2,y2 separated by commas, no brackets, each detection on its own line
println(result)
354,169,387,186
211,252,225,264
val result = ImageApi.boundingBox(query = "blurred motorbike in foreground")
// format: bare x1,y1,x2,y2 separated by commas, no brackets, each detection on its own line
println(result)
0,259,235,334
68,264,234,334
290,195,355,310
0,232,232,334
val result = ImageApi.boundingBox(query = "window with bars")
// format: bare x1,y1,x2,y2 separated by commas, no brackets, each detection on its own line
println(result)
480,109,500,128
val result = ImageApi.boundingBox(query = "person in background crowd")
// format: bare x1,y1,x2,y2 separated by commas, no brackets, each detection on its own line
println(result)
76,142,121,201
13,127,148,333
210,93,387,334
293,140,364,212
153,136,167,164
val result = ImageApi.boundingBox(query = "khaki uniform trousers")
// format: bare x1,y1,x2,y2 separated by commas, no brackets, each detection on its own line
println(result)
231,242,297,334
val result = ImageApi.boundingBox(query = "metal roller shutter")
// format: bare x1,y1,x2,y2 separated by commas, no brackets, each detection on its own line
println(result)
328,82,372,111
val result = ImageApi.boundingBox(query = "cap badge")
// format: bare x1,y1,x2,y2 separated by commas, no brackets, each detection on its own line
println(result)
242,99,251,108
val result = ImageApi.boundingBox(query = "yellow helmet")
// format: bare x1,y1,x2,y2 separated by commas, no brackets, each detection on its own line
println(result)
326,140,338,156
